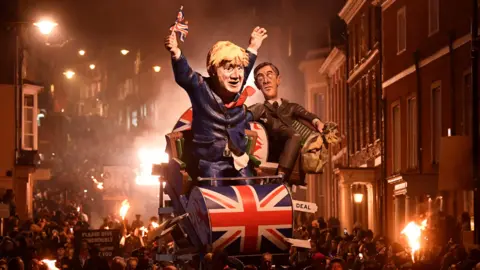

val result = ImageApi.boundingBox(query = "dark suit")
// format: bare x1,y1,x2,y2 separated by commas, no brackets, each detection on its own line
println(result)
171,51,256,185
247,99,320,171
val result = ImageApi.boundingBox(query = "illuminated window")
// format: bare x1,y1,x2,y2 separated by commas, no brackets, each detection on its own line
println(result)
132,111,138,127
22,93,37,150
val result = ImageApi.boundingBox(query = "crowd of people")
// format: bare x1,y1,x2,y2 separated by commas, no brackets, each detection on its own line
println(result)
0,184,478,270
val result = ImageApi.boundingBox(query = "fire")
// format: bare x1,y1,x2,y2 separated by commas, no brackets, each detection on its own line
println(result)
401,219,427,262
105,226,109,230
135,148,169,186
119,199,130,220
151,221,159,229
92,177,104,190
41,259,59,270
139,226,149,237
96,182,104,189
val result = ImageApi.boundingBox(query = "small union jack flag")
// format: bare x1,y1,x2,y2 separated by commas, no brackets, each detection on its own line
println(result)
173,108,192,132
170,6,189,42
199,184,293,254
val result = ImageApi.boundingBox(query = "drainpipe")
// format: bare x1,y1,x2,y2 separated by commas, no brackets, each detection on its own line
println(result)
448,31,457,136
471,0,480,245
376,4,387,237
413,51,423,174
345,29,351,167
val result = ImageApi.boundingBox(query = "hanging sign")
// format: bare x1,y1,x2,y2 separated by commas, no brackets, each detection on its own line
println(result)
292,200,318,213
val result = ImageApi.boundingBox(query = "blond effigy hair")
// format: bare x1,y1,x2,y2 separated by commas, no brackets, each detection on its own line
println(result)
206,41,249,76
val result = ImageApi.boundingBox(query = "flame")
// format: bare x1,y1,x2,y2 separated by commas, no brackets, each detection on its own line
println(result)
41,259,59,270
96,182,104,189
135,148,169,186
105,226,109,230
76,207,80,212
401,219,427,262
139,226,149,237
151,221,160,229
92,177,104,190
119,199,130,220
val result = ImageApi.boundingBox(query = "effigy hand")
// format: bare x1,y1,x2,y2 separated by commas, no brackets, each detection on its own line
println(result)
248,26,268,52
322,122,340,145
164,32,181,59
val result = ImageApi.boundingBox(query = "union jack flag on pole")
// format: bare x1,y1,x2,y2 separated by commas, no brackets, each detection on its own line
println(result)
170,6,189,42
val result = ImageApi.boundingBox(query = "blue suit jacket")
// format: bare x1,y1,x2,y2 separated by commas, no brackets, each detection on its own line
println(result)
171,50,257,163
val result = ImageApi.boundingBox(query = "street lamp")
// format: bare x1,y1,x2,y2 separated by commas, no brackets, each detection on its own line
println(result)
63,70,75,79
153,66,161,72
33,20,58,35
89,64,96,70
353,193,364,204
120,49,129,55
78,50,86,56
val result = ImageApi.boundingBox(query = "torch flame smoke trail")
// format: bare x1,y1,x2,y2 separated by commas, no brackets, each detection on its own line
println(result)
119,199,130,220
41,259,59,270
401,219,427,262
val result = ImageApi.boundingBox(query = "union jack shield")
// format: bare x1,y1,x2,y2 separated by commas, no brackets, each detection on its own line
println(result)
198,184,293,254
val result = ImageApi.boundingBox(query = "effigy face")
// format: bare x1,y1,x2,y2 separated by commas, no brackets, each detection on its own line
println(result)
186,184,293,255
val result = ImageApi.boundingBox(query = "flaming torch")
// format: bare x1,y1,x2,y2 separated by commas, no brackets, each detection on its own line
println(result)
119,199,130,220
135,148,169,186
401,219,427,262
41,259,59,270
151,221,160,229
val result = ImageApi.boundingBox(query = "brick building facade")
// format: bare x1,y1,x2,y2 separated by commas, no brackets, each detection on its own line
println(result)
333,0,383,233
382,0,475,240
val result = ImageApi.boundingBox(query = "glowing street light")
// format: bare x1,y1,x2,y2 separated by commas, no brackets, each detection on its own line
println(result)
33,20,58,35
89,64,96,70
153,66,161,72
78,50,86,56
353,193,364,203
120,49,129,55
63,70,75,79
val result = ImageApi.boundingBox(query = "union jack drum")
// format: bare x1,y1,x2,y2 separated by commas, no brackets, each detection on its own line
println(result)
186,184,293,255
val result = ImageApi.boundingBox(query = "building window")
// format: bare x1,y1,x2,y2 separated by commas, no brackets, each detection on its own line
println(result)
428,0,439,36
132,110,138,127
397,6,407,54
22,94,37,150
432,82,442,164
78,103,84,116
392,103,401,173
407,97,418,169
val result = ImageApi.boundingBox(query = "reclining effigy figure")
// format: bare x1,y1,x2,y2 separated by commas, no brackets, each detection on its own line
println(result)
247,62,339,183
164,27,268,186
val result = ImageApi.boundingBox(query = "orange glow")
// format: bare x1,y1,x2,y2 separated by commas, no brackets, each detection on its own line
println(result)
119,199,130,220
41,259,59,270
401,219,427,262
135,149,169,186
